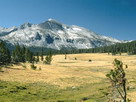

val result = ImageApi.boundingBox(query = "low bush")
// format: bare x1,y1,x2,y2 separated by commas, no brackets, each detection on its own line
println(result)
0,67,2,71
88,59,92,62
39,66,42,71
30,64,37,70
22,64,27,69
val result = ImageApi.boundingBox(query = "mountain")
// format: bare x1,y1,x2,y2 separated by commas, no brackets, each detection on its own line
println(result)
0,19,123,50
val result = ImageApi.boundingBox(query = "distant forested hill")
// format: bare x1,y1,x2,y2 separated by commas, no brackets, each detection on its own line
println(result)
1,39,136,55
78,40,136,55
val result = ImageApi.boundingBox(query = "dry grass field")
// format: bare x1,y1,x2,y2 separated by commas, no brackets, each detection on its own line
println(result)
0,53,136,102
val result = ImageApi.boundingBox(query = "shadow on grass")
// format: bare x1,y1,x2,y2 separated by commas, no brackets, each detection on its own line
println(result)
0,70,4,72
0,63,25,71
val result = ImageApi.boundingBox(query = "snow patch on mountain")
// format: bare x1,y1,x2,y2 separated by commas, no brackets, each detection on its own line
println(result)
0,19,124,50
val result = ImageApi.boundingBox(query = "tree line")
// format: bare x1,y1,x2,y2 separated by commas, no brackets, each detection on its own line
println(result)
0,41,11,65
50,40,136,55
0,41,52,66
77,41,136,55
59,40,136,55
1,40,136,65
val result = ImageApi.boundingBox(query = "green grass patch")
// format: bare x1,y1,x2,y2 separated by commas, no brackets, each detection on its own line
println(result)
0,80,109,102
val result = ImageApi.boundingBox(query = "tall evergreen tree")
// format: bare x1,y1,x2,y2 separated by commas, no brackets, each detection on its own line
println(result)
22,45,26,62
5,47,11,63
35,52,39,63
0,41,11,65
12,44,23,62
41,48,44,61
106,59,129,102
12,44,34,63
44,50,52,64
25,48,34,63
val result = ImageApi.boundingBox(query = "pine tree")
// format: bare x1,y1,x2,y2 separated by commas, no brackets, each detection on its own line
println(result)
44,50,52,64
106,59,129,102
25,48,33,63
5,47,11,63
12,44,34,63
12,50,16,62
0,41,11,65
41,48,44,61
65,53,67,59
12,44,23,62
36,52,39,63
22,45,26,62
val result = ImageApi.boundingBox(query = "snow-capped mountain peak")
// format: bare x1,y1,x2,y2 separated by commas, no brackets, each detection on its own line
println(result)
20,22,32,29
0,19,123,50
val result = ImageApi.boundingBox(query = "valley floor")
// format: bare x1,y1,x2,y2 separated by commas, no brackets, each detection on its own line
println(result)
0,53,136,102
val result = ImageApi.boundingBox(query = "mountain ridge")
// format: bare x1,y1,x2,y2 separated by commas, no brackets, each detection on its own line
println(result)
0,19,124,50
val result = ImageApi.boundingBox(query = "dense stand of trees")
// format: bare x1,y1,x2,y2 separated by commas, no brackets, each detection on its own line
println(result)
12,44,34,63
0,41,11,65
44,41,136,55
78,41,136,55
0,41,53,65
0,41,35,65
0,40,136,65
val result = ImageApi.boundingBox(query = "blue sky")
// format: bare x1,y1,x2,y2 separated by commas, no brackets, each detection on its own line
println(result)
0,0,136,40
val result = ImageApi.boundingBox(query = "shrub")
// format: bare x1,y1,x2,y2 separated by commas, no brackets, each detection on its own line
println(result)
88,59,92,62
65,54,67,60
81,97,90,101
44,55,52,64
0,67,2,71
22,64,27,69
44,50,52,64
30,64,37,70
106,59,129,102
39,66,42,71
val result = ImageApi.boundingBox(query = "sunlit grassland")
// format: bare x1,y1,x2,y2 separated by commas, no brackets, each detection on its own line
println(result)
0,53,136,102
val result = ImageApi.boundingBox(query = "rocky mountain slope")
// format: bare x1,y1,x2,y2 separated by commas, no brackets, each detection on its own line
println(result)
0,19,123,50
